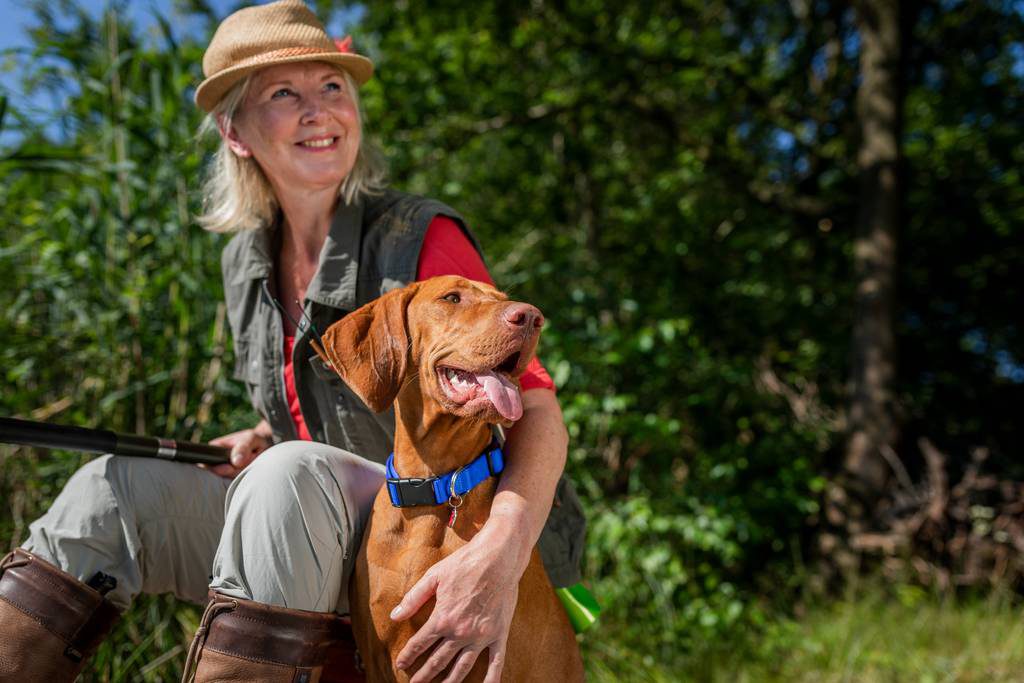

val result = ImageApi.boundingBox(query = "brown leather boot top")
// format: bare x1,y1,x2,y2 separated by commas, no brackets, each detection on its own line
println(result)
199,592,351,668
0,549,120,661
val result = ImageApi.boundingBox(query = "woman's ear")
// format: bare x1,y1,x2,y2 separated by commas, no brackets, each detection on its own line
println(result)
217,115,252,158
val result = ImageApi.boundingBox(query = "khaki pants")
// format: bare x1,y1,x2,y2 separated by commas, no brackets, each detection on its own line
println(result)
21,441,384,614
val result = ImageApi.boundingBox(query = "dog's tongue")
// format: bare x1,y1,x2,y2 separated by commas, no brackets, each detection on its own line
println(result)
476,371,523,422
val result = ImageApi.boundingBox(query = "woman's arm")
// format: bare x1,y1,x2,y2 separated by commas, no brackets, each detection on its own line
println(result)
389,388,567,683
484,388,568,572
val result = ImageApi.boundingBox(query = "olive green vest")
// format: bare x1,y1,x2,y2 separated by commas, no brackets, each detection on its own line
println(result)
220,189,584,587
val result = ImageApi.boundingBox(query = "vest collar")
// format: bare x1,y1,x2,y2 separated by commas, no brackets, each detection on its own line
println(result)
385,441,505,508
304,200,363,311
230,219,274,284
234,199,364,312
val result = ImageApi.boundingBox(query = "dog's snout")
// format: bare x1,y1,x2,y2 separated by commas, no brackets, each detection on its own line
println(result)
502,303,544,330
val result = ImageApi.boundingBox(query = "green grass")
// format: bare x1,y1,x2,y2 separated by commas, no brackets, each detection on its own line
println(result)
583,587,1024,683
64,583,1024,681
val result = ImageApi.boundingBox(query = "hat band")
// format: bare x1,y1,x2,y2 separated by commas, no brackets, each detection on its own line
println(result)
217,45,340,75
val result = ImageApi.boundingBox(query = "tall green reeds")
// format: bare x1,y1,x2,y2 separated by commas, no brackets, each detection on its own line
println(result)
0,4,247,679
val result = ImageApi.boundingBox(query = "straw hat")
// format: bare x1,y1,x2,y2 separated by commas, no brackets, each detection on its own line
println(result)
195,0,374,112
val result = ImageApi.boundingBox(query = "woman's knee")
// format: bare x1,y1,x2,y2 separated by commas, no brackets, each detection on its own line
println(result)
67,451,116,486
239,441,331,488
76,453,199,513
30,453,182,541
23,455,129,573
56,454,124,515
214,443,381,610
47,454,227,539
230,441,383,515
26,454,227,609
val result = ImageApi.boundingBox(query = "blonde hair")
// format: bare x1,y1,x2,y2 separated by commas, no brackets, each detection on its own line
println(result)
197,67,386,234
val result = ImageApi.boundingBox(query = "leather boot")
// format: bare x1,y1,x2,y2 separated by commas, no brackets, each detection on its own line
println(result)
0,548,121,681
183,592,364,683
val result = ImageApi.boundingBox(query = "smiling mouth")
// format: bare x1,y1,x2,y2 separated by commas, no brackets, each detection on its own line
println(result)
436,351,523,422
298,137,337,149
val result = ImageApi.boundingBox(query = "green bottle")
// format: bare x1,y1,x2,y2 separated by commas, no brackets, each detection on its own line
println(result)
555,582,601,634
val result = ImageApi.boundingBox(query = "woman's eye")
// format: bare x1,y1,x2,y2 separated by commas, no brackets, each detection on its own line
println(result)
271,88,294,100
324,81,342,93
443,292,461,304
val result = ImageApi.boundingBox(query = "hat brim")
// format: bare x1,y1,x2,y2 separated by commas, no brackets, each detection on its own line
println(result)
195,52,374,112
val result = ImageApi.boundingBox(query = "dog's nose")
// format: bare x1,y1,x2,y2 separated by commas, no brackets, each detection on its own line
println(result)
502,303,544,330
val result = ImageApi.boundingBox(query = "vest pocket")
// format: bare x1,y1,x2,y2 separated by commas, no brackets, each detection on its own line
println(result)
232,338,264,416
307,356,395,463
538,476,587,588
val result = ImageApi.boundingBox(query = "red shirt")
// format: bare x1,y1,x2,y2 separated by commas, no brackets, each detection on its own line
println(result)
282,215,555,440
282,334,314,440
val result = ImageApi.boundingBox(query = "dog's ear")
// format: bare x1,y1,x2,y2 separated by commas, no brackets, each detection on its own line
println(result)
312,284,420,413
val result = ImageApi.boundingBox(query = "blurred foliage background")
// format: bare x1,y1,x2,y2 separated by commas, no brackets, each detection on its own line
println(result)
1,0,1022,680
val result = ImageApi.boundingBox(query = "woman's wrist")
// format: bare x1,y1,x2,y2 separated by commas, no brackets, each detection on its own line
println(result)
477,506,534,577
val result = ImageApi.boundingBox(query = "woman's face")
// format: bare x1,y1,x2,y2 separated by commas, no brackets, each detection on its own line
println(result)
225,61,361,196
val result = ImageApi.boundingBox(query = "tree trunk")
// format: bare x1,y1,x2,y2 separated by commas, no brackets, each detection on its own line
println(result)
846,0,902,499
824,1,903,566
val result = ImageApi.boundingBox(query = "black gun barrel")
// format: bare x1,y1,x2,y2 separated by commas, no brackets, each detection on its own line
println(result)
0,417,230,465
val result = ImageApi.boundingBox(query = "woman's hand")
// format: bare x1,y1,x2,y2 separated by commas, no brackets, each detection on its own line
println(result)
206,421,273,479
390,519,529,683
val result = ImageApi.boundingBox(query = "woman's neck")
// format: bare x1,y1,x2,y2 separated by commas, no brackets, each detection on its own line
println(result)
275,184,339,266
272,184,338,334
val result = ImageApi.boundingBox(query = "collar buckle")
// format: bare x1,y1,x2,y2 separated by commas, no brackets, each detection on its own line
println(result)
386,475,437,507
385,441,504,509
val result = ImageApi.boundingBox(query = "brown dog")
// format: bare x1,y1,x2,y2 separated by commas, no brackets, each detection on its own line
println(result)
314,275,583,682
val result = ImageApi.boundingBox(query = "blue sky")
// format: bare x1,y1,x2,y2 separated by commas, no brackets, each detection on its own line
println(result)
0,0,234,143
0,0,362,52
0,0,237,52
0,1,363,144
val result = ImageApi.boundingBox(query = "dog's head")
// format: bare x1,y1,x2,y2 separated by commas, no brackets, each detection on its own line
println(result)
314,275,543,427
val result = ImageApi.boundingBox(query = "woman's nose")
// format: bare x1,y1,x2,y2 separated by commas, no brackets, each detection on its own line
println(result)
300,100,325,125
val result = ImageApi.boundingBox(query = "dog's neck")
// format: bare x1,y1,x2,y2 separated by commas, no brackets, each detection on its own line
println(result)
391,391,493,479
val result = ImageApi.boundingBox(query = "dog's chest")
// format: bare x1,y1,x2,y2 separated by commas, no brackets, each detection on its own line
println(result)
364,494,490,587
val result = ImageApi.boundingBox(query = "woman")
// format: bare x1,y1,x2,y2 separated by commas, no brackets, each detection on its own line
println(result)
0,2,584,682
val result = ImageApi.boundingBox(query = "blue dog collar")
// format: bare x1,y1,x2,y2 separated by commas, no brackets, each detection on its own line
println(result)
385,441,505,508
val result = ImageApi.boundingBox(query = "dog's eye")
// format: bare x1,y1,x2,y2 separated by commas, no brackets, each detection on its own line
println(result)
442,292,461,304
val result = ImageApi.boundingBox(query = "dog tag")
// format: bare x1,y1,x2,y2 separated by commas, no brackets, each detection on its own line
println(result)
447,468,465,529
446,493,463,529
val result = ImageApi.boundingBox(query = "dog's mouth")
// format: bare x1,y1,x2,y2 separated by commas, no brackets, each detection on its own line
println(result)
436,351,523,422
